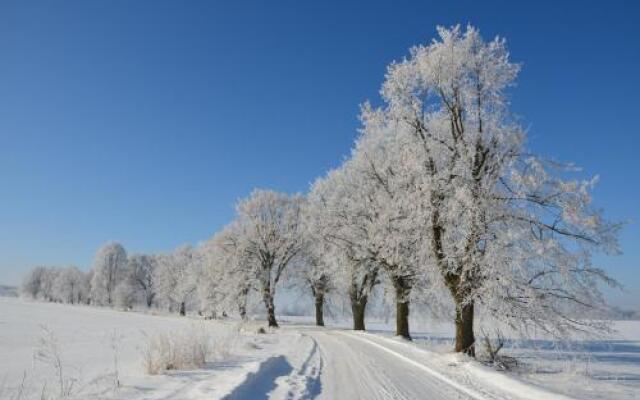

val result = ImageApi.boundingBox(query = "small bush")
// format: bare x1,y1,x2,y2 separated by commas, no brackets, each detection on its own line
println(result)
34,325,78,398
480,328,518,370
141,323,238,375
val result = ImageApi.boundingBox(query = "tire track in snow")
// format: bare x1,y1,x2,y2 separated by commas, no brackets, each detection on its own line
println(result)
281,333,323,399
336,331,488,400
308,330,465,400
353,332,576,400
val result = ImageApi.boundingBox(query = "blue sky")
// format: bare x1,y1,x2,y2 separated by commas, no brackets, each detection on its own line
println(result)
0,1,638,307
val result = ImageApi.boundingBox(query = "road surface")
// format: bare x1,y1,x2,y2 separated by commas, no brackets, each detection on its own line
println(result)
306,329,482,400
224,327,509,400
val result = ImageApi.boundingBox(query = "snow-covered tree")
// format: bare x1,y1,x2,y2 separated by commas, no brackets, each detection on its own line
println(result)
235,189,304,327
84,268,94,303
294,255,332,327
90,242,127,306
114,279,138,309
308,170,381,331
358,25,620,353
313,160,421,337
126,254,158,307
297,201,335,326
53,266,89,304
200,222,254,320
39,267,60,302
155,245,200,316
345,120,429,339
21,266,49,299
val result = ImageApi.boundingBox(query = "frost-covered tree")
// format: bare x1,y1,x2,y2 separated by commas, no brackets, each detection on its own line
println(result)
297,201,335,326
114,279,138,309
200,222,254,320
312,155,425,339
39,267,60,302
126,254,158,307
359,25,620,354
295,254,332,327
235,189,304,327
53,266,89,304
345,257,380,331
345,124,428,339
21,266,49,299
84,268,94,303
23,266,89,304
90,242,127,306
308,170,381,331
155,245,200,316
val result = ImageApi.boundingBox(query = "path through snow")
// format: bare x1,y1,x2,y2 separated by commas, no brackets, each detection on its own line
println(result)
220,327,576,400
5,299,635,399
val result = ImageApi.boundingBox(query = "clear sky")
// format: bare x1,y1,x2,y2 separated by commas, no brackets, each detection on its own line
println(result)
0,1,638,307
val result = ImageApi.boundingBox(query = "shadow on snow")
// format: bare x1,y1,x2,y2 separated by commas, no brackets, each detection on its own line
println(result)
222,356,293,400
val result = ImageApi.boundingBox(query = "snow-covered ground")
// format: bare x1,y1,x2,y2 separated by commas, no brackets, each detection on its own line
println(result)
281,316,640,400
1,298,639,399
398,320,640,400
0,297,292,399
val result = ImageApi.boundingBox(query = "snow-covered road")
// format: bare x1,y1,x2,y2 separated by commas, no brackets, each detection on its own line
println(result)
224,327,577,400
305,329,481,400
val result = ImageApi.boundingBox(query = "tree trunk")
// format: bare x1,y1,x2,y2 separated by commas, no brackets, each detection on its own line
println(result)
263,290,278,328
454,300,475,356
238,303,247,321
179,301,186,316
396,299,410,340
393,278,412,340
266,301,278,327
261,266,279,328
315,292,325,327
146,293,155,308
238,286,249,321
350,298,367,331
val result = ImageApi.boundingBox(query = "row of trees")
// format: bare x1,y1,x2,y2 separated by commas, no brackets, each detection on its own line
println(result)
22,25,621,357
22,243,199,315
22,266,90,304
202,25,622,355
313,26,620,355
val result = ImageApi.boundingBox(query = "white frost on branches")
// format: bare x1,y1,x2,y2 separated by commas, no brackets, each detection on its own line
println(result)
90,242,127,306
20,25,622,357
155,245,200,315
233,189,305,327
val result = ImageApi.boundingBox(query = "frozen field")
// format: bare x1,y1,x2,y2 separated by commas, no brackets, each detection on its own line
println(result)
1,298,639,400
0,297,289,400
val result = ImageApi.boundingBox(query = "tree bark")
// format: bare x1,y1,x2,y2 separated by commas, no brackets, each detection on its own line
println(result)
393,277,412,340
238,286,249,321
350,298,367,331
146,293,155,308
454,300,475,356
263,290,278,328
396,299,411,340
266,301,278,327
315,292,325,327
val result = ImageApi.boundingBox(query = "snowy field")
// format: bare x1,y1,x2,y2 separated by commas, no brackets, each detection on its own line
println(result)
1,298,639,400
0,297,294,400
